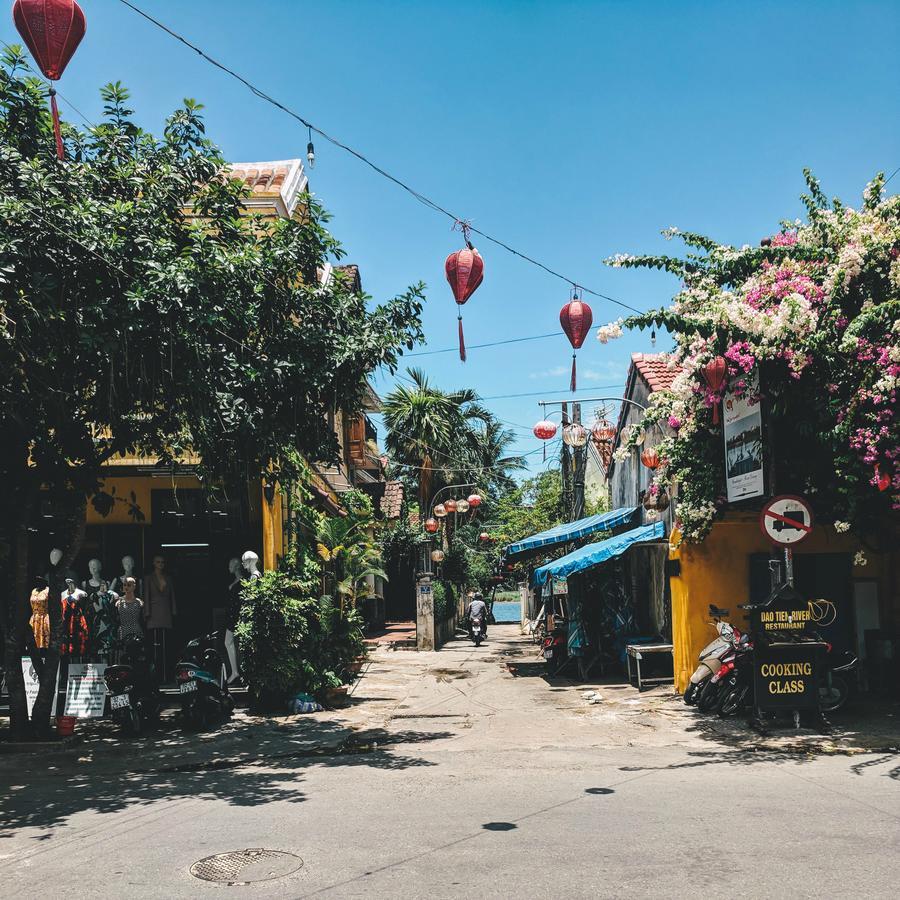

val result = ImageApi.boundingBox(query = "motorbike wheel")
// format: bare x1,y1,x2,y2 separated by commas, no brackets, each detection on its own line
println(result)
473,636,483,647
127,707,142,737
683,681,702,706
718,685,747,718
819,674,849,713
697,678,724,713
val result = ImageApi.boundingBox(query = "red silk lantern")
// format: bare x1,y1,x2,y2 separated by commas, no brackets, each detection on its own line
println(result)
591,419,616,445
559,294,593,391
533,419,558,440
467,493,482,508
424,517,440,534
13,0,86,160
640,448,660,469
445,243,484,362
701,356,728,425
444,498,458,514
875,465,890,492
479,531,491,542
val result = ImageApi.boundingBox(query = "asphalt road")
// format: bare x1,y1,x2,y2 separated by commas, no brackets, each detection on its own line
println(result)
1,626,898,899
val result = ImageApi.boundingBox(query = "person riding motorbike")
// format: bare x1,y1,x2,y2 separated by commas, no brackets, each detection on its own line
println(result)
466,592,488,639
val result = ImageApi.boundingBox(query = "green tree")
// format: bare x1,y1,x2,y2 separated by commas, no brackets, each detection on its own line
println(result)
0,52,423,738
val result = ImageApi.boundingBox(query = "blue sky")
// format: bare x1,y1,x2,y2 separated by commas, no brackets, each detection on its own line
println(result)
4,1,898,476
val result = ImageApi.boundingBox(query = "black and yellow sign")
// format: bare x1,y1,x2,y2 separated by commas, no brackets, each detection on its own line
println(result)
753,644,822,710
757,605,812,633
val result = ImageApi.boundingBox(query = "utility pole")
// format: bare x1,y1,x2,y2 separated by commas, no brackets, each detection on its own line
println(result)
560,402,573,521
572,402,586,521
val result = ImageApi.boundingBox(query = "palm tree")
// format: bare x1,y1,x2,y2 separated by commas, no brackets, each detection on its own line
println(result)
464,418,527,496
383,368,489,510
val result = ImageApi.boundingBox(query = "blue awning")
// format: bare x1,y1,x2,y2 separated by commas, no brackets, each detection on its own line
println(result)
503,507,637,560
532,521,665,586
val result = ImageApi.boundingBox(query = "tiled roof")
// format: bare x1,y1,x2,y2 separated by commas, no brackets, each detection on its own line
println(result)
333,264,361,292
631,353,681,392
380,481,404,519
226,158,308,219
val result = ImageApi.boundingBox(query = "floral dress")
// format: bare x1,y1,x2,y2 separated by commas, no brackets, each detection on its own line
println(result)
91,589,119,655
29,588,50,650
61,594,90,657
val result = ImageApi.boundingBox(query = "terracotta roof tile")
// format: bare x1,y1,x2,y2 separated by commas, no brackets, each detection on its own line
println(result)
631,352,681,392
380,481,404,519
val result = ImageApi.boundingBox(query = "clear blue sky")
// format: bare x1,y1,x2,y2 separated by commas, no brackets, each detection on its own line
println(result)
4,1,898,477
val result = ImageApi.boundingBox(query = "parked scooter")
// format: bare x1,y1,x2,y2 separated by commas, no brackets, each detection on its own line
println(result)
699,631,753,716
175,632,234,729
819,644,857,712
684,605,738,705
104,636,160,736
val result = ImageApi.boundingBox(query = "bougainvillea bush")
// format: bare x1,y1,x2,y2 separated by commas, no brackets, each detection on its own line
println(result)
602,171,899,542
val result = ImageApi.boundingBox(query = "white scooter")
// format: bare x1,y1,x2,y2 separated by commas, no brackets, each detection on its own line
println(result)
684,606,737,705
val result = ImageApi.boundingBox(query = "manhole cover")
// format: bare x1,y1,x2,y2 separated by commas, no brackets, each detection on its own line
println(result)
190,849,303,884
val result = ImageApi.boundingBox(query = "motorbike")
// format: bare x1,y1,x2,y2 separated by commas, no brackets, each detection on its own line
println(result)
103,637,160,736
702,631,753,716
819,644,858,713
175,631,234,729
470,614,485,646
684,605,738,706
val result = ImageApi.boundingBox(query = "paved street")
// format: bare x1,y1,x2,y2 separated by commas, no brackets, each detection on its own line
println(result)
1,625,898,899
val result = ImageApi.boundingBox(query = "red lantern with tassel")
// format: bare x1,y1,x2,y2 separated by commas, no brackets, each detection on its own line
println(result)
13,0,86,161
445,225,484,362
875,465,890,492
559,291,593,392
701,356,728,424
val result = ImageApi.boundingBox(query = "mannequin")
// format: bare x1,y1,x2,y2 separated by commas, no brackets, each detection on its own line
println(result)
115,576,144,646
48,547,78,586
241,550,262,580
111,555,136,594
144,553,176,680
29,575,50,650
82,558,104,593
222,558,243,684
60,579,90,658
90,578,119,657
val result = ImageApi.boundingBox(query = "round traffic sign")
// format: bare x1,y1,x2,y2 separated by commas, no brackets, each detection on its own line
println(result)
759,495,814,545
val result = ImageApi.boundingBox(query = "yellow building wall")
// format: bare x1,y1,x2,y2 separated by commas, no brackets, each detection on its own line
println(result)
669,512,895,693
85,475,201,525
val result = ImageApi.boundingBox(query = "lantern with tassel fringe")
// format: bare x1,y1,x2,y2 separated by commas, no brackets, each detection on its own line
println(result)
445,224,484,361
13,0,86,161
559,290,593,391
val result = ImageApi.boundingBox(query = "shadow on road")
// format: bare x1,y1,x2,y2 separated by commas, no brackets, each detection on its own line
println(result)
0,722,449,838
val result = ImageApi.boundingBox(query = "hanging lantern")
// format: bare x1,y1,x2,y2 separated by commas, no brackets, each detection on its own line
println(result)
444,498,458,513
643,488,670,512
456,498,470,514
533,419,558,440
479,531,491,542
424,517,440,534
467,493,482,508
445,232,484,362
431,549,445,563
701,356,728,425
559,292,594,392
433,503,447,518
634,426,646,446
562,423,588,447
13,0,87,161
591,419,616,445
875,465,891,492
640,448,660,470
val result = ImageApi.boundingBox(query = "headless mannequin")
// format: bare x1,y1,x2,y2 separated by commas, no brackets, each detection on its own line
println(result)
111,555,136,594
222,558,243,684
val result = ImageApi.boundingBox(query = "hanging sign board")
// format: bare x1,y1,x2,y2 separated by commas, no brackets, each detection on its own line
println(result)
724,372,765,502
63,663,108,718
754,643,823,711
759,495,814,546
21,657,59,717
552,577,568,595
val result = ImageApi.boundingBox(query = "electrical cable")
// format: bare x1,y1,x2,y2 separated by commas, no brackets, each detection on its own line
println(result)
115,0,645,315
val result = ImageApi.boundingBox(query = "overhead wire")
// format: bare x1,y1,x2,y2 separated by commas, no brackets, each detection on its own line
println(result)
115,0,645,316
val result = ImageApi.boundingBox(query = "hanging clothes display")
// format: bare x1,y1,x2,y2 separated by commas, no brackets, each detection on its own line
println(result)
90,588,119,655
60,594,89,657
116,596,144,643
29,587,50,650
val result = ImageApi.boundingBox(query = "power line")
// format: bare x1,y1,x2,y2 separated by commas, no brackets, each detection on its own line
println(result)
116,0,644,316
406,330,563,357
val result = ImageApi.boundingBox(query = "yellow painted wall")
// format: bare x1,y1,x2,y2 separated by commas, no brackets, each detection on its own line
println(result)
669,512,896,692
85,475,200,525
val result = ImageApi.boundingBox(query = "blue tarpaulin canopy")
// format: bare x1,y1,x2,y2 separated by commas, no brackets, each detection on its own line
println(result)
503,507,637,560
532,521,665,586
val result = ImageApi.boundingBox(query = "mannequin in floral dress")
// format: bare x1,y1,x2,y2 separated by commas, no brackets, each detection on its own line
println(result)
29,577,50,650
90,579,119,657
60,579,90,658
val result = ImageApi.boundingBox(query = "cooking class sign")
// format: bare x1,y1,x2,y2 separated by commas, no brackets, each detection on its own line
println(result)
754,644,820,709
